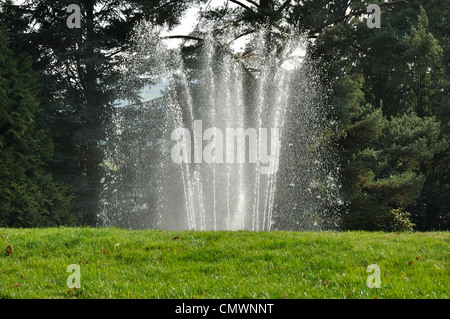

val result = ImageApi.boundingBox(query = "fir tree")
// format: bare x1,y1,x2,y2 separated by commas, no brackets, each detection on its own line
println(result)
0,30,73,227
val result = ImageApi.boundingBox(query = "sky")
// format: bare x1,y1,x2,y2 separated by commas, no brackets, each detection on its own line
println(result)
160,0,246,50
160,0,306,57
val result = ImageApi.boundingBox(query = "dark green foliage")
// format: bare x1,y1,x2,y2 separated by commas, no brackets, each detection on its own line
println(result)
2,0,198,225
311,1,449,230
0,30,73,227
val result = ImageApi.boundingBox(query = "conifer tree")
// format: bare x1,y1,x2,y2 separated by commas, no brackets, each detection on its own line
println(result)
2,0,198,225
0,30,73,227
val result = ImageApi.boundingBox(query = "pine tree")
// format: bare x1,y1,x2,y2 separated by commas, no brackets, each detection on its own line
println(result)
0,30,73,227
312,2,449,230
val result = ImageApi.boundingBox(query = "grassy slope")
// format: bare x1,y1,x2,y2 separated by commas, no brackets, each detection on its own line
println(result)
0,228,448,299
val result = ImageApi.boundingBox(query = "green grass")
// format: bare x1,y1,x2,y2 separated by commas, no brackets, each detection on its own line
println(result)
0,228,448,299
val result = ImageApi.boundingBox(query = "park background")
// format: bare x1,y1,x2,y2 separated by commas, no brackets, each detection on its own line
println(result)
1,0,448,231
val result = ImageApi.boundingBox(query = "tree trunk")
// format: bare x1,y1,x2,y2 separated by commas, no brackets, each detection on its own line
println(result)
417,73,425,118
84,0,101,226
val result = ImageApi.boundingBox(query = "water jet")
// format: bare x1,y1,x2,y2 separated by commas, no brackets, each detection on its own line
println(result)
99,22,341,231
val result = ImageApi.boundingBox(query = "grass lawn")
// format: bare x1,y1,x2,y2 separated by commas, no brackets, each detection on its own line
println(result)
0,227,448,299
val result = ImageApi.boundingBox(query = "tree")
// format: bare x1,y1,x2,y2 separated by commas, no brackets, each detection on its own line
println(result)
310,1,449,230
0,29,73,227
2,0,199,225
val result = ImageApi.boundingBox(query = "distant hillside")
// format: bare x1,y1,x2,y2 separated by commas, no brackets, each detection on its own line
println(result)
116,80,169,107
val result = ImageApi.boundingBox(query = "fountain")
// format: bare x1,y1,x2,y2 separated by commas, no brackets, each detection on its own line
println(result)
99,21,341,231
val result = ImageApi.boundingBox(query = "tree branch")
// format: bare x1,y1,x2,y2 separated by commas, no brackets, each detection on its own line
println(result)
230,29,259,43
243,0,260,7
105,47,126,58
277,0,291,13
350,44,373,57
229,0,252,11
307,0,411,38
236,59,256,78
160,35,204,42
